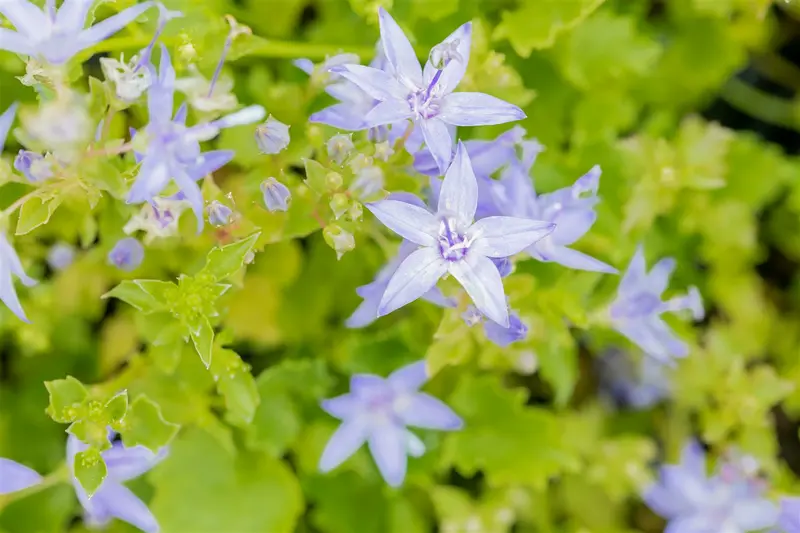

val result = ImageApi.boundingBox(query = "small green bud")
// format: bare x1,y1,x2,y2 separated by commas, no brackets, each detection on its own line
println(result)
325,172,343,191
329,193,350,219
323,224,355,260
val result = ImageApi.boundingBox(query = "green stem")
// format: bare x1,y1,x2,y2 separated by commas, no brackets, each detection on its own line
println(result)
0,462,69,511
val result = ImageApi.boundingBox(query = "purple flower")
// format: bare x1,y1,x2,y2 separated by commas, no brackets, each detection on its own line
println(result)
774,498,800,533
47,242,76,271
596,348,671,409
68,435,166,533
319,360,462,486
462,305,527,347
610,247,704,363
127,45,265,232
207,200,232,226
644,441,778,533
255,116,290,154
108,237,144,271
365,142,553,327
0,232,37,322
0,102,18,152
332,9,525,173
346,239,455,328
261,178,291,212
0,457,42,494
14,150,53,182
0,0,161,65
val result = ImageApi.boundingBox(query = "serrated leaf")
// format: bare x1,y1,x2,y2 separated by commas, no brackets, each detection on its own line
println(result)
102,280,173,313
16,194,63,235
211,348,260,427
104,391,128,429
120,395,179,453
190,316,214,368
45,376,88,423
202,232,261,282
73,448,107,498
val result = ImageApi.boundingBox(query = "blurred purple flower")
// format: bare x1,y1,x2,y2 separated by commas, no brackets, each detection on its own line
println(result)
0,458,42,494
462,305,528,347
14,150,53,182
108,237,144,271
331,9,524,173
319,360,462,486
645,441,778,533
366,142,553,327
596,348,671,409
774,498,800,533
207,201,232,226
610,247,704,363
47,242,76,271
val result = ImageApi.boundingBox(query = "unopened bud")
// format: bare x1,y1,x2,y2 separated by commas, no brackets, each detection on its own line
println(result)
255,116,290,154
327,134,354,165
261,178,291,212
329,193,350,219
323,224,355,260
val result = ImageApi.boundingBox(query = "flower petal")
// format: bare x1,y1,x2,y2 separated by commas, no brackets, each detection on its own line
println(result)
648,257,676,296
440,92,526,126
531,238,617,274
55,0,94,30
321,394,360,420
0,102,18,151
214,105,266,129
378,7,422,89
619,245,647,294
388,361,427,391
449,253,508,327
345,296,381,328
615,316,688,363
548,207,597,246
438,141,477,225
89,483,159,533
396,392,463,430
368,423,407,487
419,117,455,175
467,216,554,258
0,0,45,37
379,247,447,317
147,45,175,123
366,200,438,246
423,22,472,95
75,1,156,50
103,442,165,483
364,100,414,128
0,458,42,494
0,28,34,56
319,418,370,472
172,168,205,233
331,64,408,101
310,103,368,130
184,150,235,182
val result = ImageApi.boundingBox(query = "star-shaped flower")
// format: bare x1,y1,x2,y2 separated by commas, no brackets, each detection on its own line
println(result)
366,142,553,327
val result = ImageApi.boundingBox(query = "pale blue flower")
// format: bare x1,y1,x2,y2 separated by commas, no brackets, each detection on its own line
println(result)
0,457,42,494
261,178,291,212
108,237,144,271
610,247,704,363
127,45,265,232
773,498,800,533
207,200,232,226
255,116,290,154
331,9,525,173
596,348,670,409
461,305,527,347
47,242,75,271
68,435,166,533
366,142,553,327
0,0,161,65
14,150,52,182
319,360,462,487
644,441,778,533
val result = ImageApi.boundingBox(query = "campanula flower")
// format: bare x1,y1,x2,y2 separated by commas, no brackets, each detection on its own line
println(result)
644,441,778,533
207,200,232,226
0,0,161,65
100,53,154,102
13,150,53,182
319,360,462,486
349,166,384,200
261,178,291,212
127,45,265,232
774,498,800,533
255,116,290,154
68,435,166,533
47,242,75,271
331,9,525,173
462,305,527,347
366,142,553,327
596,348,670,409
346,238,455,328
123,196,188,243
0,457,42,494
610,247,704,363
108,237,144,271
327,133,355,164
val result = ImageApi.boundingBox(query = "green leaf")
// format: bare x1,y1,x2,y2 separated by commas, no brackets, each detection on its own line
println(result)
190,316,214,368
44,376,88,423
536,325,578,407
493,0,606,57
303,158,329,195
67,420,111,450
73,448,107,498
102,280,174,313
120,395,180,453
150,322,187,374
104,391,128,429
201,232,261,282
210,348,260,427
16,194,63,235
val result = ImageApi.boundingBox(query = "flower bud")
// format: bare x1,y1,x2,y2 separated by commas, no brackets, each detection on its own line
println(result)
349,166,384,200
100,55,152,102
325,171,343,191
261,178,291,212
374,141,394,162
323,224,355,260
327,134,354,164
47,243,75,271
14,151,53,182
255,116,291,154
108,237,144,271
207,201,233,226
329,193,350,220
348,202,363,221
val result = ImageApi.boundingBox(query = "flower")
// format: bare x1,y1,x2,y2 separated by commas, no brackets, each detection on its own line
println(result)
13,150,53,182
319,360,462,486
0,457,42,494
366,142,553,327
462,305,528,347
323,224,356,260
644,441,778,533
610,247,704,363
255,116,291,154
261,178,291,212
108,237,144,271
331,9,525,173
47,242,76,271
100,53,153,102
327,133,355,164
774,498,800,533
0,224,37,323
346,238,455,328
123,196,189,243
207,200,233,226
349,166,384,200
67,435,166,533
127,45,265,232
0,0,161,65
596,348,671,409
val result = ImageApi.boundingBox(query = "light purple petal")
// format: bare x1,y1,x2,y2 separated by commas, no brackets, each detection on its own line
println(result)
75,1,156,50
173,170,204,233
419,117,454,175
345,297,381,328
467,216,554,258
448,253,508,327
379,247,448,317
147,45,175,123
294,58,314,75
440,92,525,126
0,102,18,151
0,458,42,494
619,245,647,294
366,200,437,247
321,394,359,420
0,232,36,287
648,257,676,296
350,374,385,395
549,208,596,246
388,361,427,391
731,499,779,530
0,258,30,322
331,64,408,101
395,392,463,430
319,418,370,472
310,103,367,130
367,423,407,487
377,7,422,89
364,100,413,128
0,1,45,37
214,105,265,129
531,239,617,273
615,316,688,363
127,157,170,204
679,440,707,475
103,442,164,483
55,0,94,32
0,28,34,56
778,497,800,533
423,22,472,95
185,150,234,181
438,142,477,225
88,482,159,533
